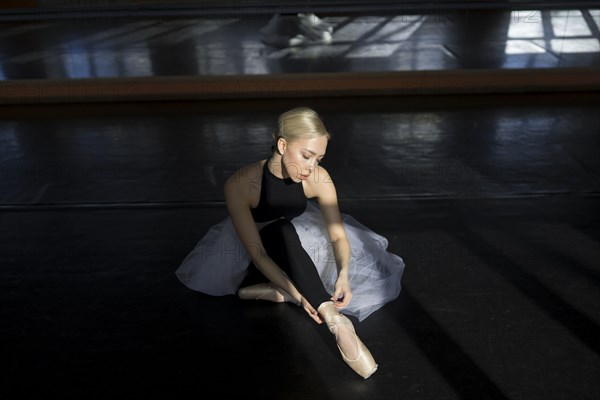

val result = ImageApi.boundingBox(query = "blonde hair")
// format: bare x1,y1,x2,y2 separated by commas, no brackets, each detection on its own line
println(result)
273,107,331,144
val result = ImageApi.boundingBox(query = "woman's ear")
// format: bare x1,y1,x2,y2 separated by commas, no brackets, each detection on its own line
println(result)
277,137,286,155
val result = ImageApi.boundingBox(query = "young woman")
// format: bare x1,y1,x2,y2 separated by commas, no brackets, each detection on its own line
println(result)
176,106,405,379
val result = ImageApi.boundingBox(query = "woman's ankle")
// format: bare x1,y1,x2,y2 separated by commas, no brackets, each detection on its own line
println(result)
317,300,336,317
318,304,359,360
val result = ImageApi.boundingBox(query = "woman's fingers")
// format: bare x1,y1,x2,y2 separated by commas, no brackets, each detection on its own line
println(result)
332,290,352,308
301,298,323,324
334,298,348,308
312,312,323,324
306,306,322,324
332,288,342,301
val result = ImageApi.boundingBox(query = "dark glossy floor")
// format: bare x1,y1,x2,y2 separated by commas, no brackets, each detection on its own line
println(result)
1,93,599,399
0,7,599,80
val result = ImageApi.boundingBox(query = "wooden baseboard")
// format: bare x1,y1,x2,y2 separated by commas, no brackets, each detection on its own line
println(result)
1,68,598,105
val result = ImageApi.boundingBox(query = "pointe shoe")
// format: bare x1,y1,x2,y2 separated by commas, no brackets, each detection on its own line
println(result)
298,13,334,34
237,283,299,305
319,305,378,379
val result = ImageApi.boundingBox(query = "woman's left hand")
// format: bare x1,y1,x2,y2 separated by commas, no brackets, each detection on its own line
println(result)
331,275,352,308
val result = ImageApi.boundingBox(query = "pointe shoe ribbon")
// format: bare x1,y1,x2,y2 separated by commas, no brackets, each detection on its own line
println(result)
237,283,299,305
319,306,378,379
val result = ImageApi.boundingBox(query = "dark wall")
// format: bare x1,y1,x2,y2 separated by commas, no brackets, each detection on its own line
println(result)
2,1,599,17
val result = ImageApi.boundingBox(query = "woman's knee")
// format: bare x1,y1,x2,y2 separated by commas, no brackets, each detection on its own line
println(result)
261,218,295,237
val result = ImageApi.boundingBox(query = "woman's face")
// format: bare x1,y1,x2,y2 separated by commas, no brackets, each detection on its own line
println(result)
280,136,328,182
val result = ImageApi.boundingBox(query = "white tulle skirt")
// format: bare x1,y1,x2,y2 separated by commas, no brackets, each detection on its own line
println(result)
175,200,405,321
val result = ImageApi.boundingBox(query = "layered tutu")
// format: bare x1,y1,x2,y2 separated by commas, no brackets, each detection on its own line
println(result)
175,200,405,321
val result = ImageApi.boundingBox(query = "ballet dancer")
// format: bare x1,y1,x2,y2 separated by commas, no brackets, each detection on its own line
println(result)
176,106,405,379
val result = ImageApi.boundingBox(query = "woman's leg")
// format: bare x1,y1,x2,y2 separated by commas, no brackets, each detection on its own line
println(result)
238,218,329,304
257,218,331,306
240,218,377,378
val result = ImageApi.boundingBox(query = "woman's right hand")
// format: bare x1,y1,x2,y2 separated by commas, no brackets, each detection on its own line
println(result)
300,297,323,324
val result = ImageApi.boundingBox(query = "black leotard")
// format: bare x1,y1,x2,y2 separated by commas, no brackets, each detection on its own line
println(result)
245,158,329,306
250,158,307,222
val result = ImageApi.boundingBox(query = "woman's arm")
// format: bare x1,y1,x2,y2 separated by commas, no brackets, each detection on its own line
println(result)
311,166,352,308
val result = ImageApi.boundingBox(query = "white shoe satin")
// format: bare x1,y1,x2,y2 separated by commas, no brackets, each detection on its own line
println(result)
318,303,378,379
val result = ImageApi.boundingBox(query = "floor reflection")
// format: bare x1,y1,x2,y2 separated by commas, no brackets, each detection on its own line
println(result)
0,8,597,80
